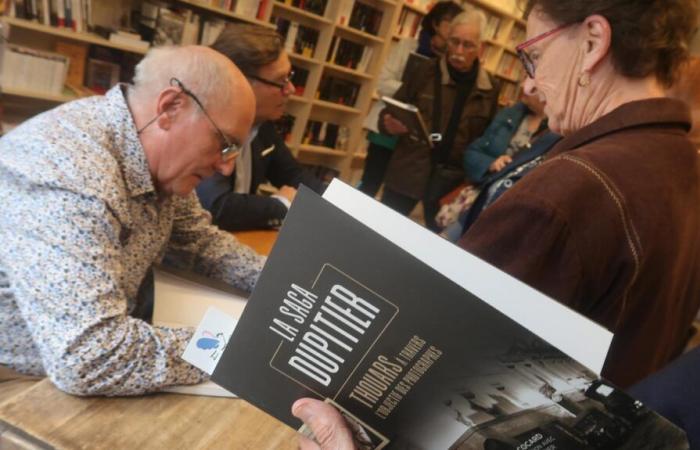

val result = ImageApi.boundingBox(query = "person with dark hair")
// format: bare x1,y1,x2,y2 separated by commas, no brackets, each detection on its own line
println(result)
358,1,463,198
197,23,324,231
379,8,500,230
291,0,700,446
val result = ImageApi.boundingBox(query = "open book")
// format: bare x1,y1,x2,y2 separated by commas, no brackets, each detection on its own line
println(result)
204,180,688,449
381,96,434,148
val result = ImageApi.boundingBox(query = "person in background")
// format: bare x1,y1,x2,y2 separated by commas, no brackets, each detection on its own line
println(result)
358,1,463,198
197,24,324,231
379,8,499,230
436,93,558,239
462,89,548,184
0,46,265,396
292,0,700,444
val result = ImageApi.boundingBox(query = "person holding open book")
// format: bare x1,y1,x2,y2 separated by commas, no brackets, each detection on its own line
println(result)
0,46,265,396
378,8,499,231
358,1,463,198
292,0,700,446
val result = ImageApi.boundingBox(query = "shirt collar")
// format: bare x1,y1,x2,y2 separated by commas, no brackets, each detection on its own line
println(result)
549,98,691,156
104,84,157,198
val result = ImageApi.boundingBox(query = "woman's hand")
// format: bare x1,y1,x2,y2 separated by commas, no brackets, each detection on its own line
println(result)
489,155,513,173
382,114,409,135
292,398,357,450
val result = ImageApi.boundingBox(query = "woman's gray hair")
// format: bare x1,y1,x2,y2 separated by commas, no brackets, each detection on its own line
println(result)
449,8,487,42
129,45,236,111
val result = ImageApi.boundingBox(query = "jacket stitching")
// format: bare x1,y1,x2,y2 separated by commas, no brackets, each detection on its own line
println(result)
559,155,641,327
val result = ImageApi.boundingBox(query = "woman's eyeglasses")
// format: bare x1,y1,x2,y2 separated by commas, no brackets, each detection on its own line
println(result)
516,23,571,78
248,70,295,92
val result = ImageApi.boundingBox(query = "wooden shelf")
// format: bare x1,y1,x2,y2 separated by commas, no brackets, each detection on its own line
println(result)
1,17,149,54
288,52,320,66
495,72,519,83
298,144,347,156
178,0,275,28
353,152,368,160
470,0,525,25
272,2,333,25
1,85,78,103
312,99,362,114
324,63,373,80
401,2,428,15
335,25,384,44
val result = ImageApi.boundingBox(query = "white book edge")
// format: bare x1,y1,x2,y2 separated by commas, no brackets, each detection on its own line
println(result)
322,179,613,375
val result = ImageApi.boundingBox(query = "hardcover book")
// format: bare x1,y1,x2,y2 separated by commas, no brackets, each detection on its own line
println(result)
210,182,688,449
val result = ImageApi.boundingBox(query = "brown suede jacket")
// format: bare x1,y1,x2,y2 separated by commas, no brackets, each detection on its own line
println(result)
461,98,700,387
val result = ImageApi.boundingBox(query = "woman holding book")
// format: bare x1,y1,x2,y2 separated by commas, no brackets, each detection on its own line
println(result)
292,0,700,446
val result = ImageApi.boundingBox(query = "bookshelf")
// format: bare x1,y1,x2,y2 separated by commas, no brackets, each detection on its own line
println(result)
0,0,525,181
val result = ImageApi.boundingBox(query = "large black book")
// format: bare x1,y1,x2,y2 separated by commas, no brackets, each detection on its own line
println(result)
211,184,688,449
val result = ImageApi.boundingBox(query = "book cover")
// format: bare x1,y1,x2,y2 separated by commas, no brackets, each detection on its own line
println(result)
381,95,433,148
211,185,688,449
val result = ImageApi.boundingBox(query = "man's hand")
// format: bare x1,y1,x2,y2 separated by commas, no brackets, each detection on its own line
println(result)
292,398,357,450
489,155,513,173
382,114,409,135
278,185,297,203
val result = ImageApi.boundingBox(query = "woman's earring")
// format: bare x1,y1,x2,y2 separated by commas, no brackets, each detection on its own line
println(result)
578,71,591,87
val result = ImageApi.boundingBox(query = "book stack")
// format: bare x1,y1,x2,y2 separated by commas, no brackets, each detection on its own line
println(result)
0,44,68,95
316,75,360,106
8,0,96,33
109,30,150,52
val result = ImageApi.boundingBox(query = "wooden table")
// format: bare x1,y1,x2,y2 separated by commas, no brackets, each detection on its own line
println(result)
233,230,278,256
0,230,288,449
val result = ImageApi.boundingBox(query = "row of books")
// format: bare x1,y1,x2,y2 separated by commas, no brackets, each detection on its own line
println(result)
480,9,503,41
7,0,90,32
302,119,349,150
337,0,383,36
0,43,68,95
274,16,319,58
207,0,268,17
326,36,374,72
497,52,523,80
395,8,421,39
289,66,308,95
316,75,359,106
498,79,519,106
507,24,526,48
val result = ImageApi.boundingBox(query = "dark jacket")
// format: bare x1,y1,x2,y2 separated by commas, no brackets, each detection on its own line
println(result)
461,98,700,387
462,101,531,183
196,121,323,231
380,57,499,199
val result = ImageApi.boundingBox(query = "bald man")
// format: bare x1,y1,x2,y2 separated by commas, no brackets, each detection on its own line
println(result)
0,46,263,396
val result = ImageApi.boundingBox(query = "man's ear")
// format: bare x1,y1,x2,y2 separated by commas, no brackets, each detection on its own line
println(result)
155,87,186,131
580,14,612,74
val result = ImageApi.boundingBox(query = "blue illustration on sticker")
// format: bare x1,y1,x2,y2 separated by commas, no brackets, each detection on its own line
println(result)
196,330,227,361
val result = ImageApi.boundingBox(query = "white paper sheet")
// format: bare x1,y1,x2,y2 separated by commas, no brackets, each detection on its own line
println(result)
153,268,246,397
322,179,613,374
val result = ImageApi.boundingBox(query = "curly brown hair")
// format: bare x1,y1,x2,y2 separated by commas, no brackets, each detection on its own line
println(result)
521,0,698,87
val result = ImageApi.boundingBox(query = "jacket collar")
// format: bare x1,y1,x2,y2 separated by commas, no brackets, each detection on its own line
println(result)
550,98,691,157
439,57,493,91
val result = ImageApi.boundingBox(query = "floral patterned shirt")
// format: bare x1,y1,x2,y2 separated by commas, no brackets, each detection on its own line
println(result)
0,85,265,396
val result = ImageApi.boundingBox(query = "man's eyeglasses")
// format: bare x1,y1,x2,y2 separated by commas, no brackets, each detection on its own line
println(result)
169,77,241,162
516,23,571,79
248,70,295,91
